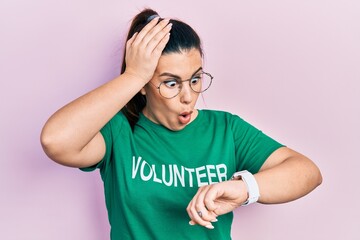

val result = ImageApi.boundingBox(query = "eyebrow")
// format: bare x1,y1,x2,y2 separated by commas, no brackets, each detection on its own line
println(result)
158,67,203,79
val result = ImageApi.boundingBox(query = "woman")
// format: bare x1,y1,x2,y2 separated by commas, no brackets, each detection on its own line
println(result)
40,8,322,240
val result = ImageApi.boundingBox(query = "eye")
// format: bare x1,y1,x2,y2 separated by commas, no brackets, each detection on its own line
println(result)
163,79,179,89
190,76,201,85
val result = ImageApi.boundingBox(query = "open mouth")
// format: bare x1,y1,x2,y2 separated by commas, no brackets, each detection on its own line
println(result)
178,111,193,124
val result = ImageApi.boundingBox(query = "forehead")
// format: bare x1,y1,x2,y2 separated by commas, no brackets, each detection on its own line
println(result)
155,48,202,77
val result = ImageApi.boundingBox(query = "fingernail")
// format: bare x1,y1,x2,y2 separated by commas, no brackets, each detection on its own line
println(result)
211,218,218,222
205,224,214,229
189,221,195,226
168,23,173,28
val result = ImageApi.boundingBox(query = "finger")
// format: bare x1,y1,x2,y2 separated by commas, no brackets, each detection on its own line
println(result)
141,19,171,46
194,188,218,222
133,17,167,46
147,24,172,55
204,185,223,214
188,204,215,229
187,188,205,222
187,187,216,229
151,32,170,58
126,32,138,51
130,16,159,46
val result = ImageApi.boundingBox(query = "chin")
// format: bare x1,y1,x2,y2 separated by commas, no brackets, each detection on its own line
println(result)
167,125,185,132
166,122,187,131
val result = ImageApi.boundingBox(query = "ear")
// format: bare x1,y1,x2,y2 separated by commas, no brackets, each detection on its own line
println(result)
140,87,146,95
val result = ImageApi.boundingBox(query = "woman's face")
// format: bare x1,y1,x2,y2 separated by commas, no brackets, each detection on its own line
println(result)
141,48,202,131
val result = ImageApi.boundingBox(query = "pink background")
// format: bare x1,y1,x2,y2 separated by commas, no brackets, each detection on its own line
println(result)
1,0,359,239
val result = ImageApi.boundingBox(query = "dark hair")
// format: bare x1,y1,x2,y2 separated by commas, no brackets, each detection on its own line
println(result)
120,8,203,129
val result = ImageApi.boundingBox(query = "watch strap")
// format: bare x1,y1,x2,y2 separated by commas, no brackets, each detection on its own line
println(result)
231,170,260,206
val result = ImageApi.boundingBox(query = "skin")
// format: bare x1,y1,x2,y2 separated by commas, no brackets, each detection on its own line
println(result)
141,48,202,131
187,147,322,229
41,17,172,168
40,16,322,231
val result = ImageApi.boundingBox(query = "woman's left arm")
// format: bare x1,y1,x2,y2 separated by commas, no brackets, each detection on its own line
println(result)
187,147,322,228
255,146,322,204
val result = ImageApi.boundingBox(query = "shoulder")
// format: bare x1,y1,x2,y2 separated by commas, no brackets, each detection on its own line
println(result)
106,111,129,127
200,109,244,124
101,111,132,138
200,109,233,118
200,109,257,135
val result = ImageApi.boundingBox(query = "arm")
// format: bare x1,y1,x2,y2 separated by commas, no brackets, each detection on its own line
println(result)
255,146,322,204
40,17,172,168
186,147,322,228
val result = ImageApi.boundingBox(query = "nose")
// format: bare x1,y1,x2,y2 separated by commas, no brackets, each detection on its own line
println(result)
179,82,193,104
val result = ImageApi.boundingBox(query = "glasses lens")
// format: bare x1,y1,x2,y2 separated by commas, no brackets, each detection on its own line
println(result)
159,80,181,99
158,72,213,98
190,73,212,93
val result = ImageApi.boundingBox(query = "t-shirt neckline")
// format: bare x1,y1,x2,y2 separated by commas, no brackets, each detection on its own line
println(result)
137,109,204,135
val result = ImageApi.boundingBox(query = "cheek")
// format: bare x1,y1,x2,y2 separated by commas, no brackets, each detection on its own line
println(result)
145,89,168,108
143,85,159,101
151,97,178,114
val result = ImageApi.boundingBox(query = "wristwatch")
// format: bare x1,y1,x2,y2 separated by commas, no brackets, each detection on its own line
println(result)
231,170,260,206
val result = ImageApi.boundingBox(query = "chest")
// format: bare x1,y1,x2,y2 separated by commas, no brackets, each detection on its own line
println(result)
130,126,236,187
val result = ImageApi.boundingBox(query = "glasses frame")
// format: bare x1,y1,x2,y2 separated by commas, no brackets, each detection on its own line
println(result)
149,71,213,99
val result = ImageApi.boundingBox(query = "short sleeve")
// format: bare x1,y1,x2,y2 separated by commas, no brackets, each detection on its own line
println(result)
231,114,284,174
79,112,125,172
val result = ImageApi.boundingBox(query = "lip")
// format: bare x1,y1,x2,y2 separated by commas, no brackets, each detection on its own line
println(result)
178,111,193,125
179,111,193,116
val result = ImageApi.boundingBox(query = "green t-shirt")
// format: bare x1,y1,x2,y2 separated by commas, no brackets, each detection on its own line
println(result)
82,109,283,240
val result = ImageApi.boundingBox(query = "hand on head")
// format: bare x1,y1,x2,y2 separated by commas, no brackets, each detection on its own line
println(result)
124,17,172,85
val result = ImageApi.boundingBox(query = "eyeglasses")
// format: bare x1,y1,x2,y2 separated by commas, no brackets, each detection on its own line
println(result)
149,71,213,99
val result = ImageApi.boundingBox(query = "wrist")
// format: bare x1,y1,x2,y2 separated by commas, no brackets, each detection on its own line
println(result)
123,70,151,86
233,180,249,205
231,170,260,206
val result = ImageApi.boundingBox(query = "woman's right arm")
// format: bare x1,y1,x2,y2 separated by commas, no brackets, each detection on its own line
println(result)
40,17,172,168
